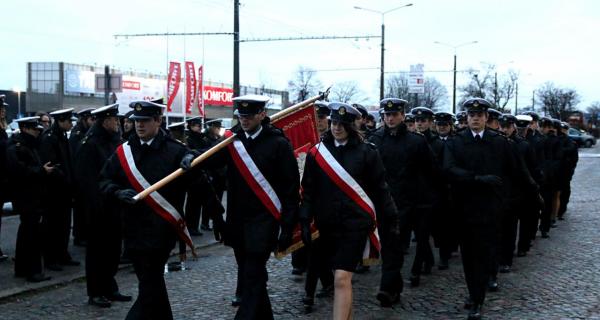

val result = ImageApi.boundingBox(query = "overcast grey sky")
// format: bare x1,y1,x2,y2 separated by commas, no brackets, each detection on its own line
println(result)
2,0,599,111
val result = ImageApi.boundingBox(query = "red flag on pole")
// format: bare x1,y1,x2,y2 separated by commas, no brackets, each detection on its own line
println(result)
197,65,205,117
166,62,182,112
184,61,196,115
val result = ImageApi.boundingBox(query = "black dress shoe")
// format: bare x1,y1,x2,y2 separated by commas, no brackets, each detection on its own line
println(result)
467,304,482,320
410,274,420,287
0,254,8,262
558,216,565,221
541,231,549,238
200,224,213,231
108,292,132,302
438,259,449,270
46,264,63,271
231,296,242,307
89,296,111,308
291,267,305,275
422,263,433,275
354,265,370,274
190,230,203,236
60,260,81,266
315,284,333,298
27,273,51,283
376,291,400,307
487,279,499,292
516,251,527,257
464,297,474,309
498,265,511,273
302,295,314,307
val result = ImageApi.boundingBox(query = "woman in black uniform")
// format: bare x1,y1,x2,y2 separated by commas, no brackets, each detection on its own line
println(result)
299,102,398,320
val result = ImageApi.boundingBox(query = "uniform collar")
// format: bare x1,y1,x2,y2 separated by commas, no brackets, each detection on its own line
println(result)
244,125,263,140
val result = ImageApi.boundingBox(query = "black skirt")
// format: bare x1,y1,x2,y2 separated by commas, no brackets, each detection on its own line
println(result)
320,227,370,272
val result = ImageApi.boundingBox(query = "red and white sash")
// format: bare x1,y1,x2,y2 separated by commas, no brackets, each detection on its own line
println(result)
224,130,282,221
116,142,195,252
309,142,381,264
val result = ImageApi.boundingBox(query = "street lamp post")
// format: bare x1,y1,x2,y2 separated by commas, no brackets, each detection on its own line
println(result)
13,87,21,117
354,3,413,101
433,41,478,113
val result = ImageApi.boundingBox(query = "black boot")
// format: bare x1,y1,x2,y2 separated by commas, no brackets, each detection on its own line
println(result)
89,296,111,308
376,291,400,308
467,304,482,320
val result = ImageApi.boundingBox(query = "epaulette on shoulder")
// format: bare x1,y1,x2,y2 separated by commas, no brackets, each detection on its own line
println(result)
409,131,425,137
365,141,377,149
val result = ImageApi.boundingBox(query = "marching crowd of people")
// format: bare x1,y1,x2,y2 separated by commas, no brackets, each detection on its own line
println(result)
0,92,579,320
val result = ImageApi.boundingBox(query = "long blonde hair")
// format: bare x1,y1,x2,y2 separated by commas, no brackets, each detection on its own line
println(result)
0,112,7,131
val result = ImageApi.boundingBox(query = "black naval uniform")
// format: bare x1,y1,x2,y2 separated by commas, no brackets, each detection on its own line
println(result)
100,129,194,320
39,122,75,266
69,121,91,245
557,131,578,219
6,132,47,279
0,126,8,260
368,122,434,291
443,126,537,309
203,119,299,320
76,122,124,301
539,129,563,234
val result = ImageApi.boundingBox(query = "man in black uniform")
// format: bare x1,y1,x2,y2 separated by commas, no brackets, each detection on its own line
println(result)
456,111,468,130
522,112,547,241
100,100,197,320
538,117,563,238
6,117,52,282
497,114,541,272
0,95,10,261
197,94,299,319
69,107,95,247
443,98,538,320
76,104,131,308
485,108,502,131
408,106,438,286
40,108,79,270
404,113,416,132
431,112,458,270
368,98,435,305
557,122,578,220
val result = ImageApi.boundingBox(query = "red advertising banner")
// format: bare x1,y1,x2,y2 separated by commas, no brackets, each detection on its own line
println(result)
197,65,204,117
122,80,141,90
166,62,181,112
184,61,196,115
203,86,234,106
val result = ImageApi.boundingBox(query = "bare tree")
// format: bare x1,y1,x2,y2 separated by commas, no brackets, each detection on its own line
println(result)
459,65,519,112
535,82,580,120
330,81,365,103
287,66,323,103
385,74,448,111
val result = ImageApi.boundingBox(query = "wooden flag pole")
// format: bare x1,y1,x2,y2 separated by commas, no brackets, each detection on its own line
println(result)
133,88,330,201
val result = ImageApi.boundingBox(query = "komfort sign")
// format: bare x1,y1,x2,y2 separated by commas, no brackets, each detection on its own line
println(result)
203,86,233,106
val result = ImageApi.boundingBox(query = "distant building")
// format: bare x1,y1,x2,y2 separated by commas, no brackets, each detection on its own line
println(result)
26,62,289,121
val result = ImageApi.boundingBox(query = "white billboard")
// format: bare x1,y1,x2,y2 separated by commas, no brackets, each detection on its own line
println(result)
408,64,425,94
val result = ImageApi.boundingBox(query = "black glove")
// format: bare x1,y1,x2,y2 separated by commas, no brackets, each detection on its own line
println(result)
474,175,503,187
180,153,195,171
115,189,137,204
277,227,293,253
300,221,312,248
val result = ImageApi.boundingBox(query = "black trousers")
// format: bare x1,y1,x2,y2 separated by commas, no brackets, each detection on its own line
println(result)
378,226,404,295
15,213,43,277
305,239,334,297
184,187,203,231
42,202,72,264
558,180,572,218
540,188,555,233
126,249,172,320
86,223,121,297
291,247,308,270
499,209,518,267
233,247,273,320
72,196,87,243
460,224,497,305
409,208,434,275
432,202,459,262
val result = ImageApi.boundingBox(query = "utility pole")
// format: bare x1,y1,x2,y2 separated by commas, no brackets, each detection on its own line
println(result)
104,65,110,105
233,0,240,96
452,54,457,113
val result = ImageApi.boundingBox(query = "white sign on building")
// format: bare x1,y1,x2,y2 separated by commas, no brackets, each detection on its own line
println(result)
408,64,425,94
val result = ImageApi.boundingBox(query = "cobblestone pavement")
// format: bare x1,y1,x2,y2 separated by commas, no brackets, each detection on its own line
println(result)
0,144,599,319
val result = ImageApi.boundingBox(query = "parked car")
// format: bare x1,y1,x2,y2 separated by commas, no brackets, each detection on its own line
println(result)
568,128,596,148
